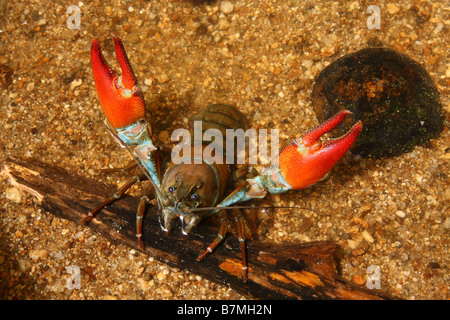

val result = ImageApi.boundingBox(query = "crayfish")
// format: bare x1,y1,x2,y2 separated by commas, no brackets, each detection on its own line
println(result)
83,35,362,281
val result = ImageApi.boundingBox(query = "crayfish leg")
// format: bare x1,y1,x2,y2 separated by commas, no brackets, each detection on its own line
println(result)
197,210,229,261
99,161,138,174
82,173,146,224
197,209,249,282
136,195,150,250
234,209,248,282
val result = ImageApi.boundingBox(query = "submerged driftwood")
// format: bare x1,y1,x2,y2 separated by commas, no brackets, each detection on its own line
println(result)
2,156,389,299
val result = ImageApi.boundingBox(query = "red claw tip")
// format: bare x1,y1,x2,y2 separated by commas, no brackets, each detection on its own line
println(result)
91,36,146,128
111,35,139,90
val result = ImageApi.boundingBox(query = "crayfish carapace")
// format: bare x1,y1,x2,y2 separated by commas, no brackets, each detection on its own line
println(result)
83,35,363,281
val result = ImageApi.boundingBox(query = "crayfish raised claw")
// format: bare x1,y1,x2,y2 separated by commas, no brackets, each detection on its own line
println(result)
83,35,363,282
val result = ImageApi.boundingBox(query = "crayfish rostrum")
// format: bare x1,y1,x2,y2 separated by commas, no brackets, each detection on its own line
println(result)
83,35,362,281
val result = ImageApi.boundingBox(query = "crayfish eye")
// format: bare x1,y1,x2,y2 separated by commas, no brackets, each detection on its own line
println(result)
168,186,175,193
190,193,199,201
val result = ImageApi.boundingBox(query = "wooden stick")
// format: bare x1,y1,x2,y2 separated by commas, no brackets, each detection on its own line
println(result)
1,156,391,299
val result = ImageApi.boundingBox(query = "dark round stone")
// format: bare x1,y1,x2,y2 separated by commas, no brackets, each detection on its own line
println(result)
312,47,444,158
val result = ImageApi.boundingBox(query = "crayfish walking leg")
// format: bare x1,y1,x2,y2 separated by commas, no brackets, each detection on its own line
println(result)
82,174,147,224
82,173,153,250
197,209,248,282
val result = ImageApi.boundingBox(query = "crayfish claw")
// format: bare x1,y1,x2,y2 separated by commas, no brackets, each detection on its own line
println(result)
278,111,362,190
91,36,146,129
